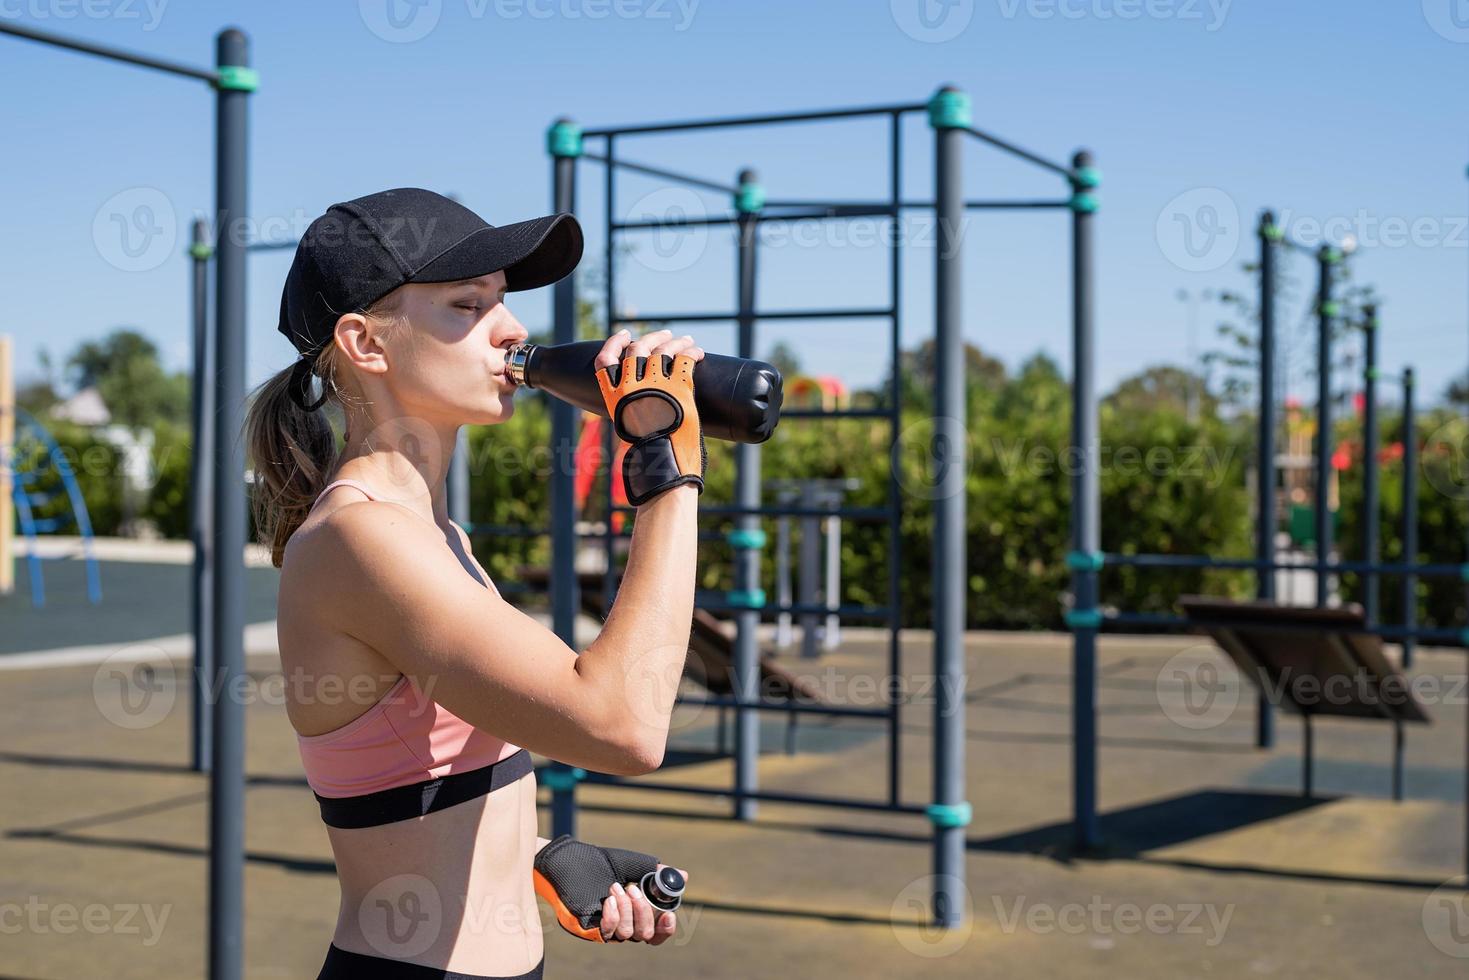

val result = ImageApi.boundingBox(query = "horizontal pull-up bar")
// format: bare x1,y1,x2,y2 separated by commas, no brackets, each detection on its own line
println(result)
962,125,1075,179
1101,611,1468,649
582,152,739,194
610,306,892,325
780,407,895,420
1104,551,1465,579
582,101,927,137
0,19,224,84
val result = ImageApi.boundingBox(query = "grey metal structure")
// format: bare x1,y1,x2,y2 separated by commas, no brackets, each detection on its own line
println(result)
491,86,1096,930
0,20,256,980
1095,213,1469,878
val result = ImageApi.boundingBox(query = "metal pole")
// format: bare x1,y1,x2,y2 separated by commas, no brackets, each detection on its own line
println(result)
1068,149,1101,852
189,218,214,774
798,481,820,660
732,168,763,820
448,429,469,528
1314,246,1337,607
1362,306,1380,624
547,117,583,837
1255,211,1278,749
929,87,971,928
1401,368,1418,669
208,27,251,980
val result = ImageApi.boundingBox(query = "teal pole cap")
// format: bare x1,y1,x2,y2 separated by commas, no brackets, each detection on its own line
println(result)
1069,191,1099,214
927,87,972,130
1071,166,1101,189
726,528,768,550
541,766,587,791
1064,608,1103,630
735,171,765,214
726,589,767,609
925,801,973,829
547,118,583,159
215,65,259,92
1066,550,1105,572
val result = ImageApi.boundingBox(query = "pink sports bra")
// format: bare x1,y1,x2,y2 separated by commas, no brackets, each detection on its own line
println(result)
294,478,532,829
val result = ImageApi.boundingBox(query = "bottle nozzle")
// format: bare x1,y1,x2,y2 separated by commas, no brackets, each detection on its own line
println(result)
505,343,535,387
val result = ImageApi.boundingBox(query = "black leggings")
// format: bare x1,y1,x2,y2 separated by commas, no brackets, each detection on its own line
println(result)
317,944,544,979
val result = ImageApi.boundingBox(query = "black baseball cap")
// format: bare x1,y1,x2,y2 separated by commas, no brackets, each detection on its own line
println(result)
278,187,582,409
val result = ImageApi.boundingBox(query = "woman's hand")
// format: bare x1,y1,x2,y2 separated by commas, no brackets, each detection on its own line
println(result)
595,328,705,438
597,864,688,945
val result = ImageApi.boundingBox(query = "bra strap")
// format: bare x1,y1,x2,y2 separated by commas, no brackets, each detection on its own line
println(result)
312,479,380,509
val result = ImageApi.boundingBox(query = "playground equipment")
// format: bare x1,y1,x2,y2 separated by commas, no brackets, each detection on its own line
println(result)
0,21,257,980
1083,210,1469,878
768,477,860,657
481,87,1098,930
7,406,102,607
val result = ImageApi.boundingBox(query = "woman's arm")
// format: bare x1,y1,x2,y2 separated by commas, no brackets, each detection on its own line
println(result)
296,330,702,776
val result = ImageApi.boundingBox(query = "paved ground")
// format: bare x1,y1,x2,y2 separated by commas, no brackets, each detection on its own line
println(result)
2,568,1468,977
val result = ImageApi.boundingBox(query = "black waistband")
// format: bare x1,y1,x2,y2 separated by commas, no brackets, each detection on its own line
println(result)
315,749,534,829
317,943,544,980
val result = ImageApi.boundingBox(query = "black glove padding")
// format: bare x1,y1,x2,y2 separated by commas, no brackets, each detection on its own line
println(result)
532,834,661,942
596,351,706,506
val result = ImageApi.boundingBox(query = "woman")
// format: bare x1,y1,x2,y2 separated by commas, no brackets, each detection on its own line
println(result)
246,188,702,979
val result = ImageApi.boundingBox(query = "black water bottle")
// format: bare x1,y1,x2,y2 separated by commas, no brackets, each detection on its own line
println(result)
504,340,783,444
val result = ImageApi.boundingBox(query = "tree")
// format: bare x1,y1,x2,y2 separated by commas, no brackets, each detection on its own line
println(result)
65,328,190,430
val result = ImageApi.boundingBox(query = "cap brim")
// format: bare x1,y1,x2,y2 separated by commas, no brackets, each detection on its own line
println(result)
411,213,583,292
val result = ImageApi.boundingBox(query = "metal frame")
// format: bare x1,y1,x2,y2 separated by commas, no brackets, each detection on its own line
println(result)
0,21,256,980
1073,208,1469,879
499,88,1094,931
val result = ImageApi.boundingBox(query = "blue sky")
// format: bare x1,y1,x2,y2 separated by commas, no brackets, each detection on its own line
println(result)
3,0,1467,408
